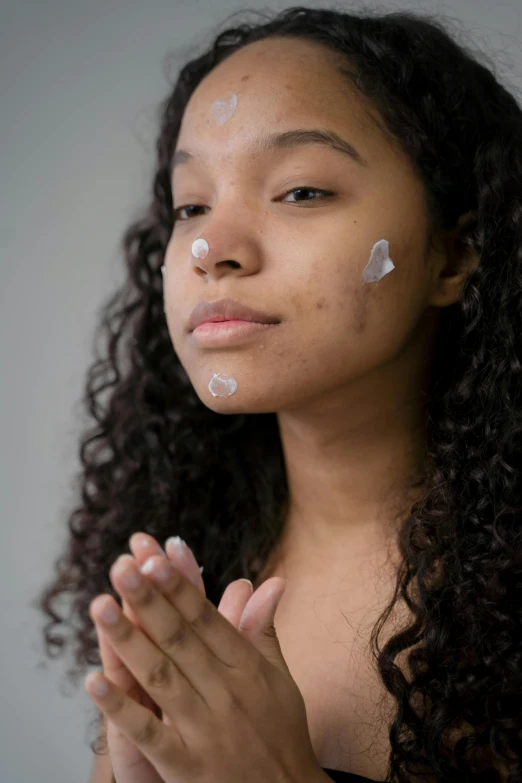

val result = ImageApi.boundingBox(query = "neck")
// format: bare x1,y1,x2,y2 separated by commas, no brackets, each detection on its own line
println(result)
275,341,431,568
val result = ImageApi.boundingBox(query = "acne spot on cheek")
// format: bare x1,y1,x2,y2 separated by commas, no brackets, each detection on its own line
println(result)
315,298,328,311
353,285,370,334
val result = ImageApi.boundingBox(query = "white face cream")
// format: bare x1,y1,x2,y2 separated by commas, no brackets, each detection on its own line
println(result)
192,238,209,259
208,373,238,397
361,239,395,283
210,92,238,126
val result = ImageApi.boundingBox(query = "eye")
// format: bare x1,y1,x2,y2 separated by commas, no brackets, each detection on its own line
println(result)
173,204,208,222
281,186,335,204
172,186,335,222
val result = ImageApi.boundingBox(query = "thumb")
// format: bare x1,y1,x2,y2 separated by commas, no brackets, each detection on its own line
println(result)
237,577,289,673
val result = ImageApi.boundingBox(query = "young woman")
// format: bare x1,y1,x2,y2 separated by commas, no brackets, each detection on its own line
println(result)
37,5,522,781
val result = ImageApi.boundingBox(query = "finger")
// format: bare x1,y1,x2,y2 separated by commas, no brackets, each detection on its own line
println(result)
99,555,257,715
98,540,248,718
238,578,285,637
129,533,205,592
129,555,262,673
90,590,213,723
99,598,160,712
84,672,185,780
165,535,206,591
127,532,255,631
138,556,275,670
217,579,254,628
95,604,165,782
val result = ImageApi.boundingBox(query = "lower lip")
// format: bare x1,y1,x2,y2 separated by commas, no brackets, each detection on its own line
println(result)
190,320,278,346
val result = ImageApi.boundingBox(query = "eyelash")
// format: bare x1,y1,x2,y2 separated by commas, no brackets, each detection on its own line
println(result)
172,187,335,222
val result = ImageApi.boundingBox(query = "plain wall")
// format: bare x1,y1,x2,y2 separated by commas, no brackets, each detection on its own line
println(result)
2,0,521,781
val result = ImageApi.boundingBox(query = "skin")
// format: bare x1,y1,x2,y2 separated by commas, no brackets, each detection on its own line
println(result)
164,35,479,588
92,534,284,783
87,543,325,783
90,38,481,781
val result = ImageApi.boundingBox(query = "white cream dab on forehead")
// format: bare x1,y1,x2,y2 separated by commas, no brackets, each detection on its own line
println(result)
361,239,395,283
210,92,238,126
209,373,238,397
192,238,209,259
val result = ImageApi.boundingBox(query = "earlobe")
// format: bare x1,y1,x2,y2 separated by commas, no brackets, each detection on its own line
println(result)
428,210,480,308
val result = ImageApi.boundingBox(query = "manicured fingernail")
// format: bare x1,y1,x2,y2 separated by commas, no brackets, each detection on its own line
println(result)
165,535,187,555
140,556,157,575
140,537,167,557
238,578,253,591
165,536,204,583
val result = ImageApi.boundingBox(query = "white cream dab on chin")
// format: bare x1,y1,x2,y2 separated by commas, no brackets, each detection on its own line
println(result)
209,373,238,397
210,92,238,126
192,238,209,259
361,239,395,283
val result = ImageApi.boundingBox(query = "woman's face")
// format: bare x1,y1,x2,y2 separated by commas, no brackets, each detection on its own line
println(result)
164,36,448,414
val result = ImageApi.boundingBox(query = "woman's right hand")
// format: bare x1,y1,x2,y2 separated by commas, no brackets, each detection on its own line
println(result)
95,533,273,783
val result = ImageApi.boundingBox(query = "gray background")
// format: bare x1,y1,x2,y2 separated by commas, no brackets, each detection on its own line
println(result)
2,1,522,781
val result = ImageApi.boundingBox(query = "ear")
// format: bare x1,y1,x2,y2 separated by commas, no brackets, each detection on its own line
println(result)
428,210,480,308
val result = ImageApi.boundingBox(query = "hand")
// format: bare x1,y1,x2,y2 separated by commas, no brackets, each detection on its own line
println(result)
85,545,324,783
92,533,293,783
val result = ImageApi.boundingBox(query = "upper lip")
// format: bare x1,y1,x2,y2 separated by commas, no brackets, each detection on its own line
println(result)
188,297,280,332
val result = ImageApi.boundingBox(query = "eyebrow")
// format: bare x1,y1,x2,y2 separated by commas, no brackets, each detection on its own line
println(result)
170,128,369,175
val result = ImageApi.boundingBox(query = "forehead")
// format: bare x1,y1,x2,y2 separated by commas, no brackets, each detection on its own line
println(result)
176,37,384,155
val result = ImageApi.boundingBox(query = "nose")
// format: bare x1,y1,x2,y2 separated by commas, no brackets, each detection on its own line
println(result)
191,245,242,279
190,220,262,280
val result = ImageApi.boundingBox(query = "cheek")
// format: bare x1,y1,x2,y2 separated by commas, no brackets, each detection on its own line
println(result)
293,259,371,337
294,245,423,365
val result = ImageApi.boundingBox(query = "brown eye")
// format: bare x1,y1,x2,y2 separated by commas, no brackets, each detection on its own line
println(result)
282,187,334,203
173,204,208,221
172,187,334,223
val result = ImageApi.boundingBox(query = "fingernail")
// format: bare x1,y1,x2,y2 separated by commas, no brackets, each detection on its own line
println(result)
165,535,187,556
165,536,204,581
238,578,253,591
139,536,167,558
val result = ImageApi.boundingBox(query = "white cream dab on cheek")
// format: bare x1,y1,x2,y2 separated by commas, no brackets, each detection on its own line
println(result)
208,373,238,397
361,239,395,283
210,92,238,126
192,238,209,259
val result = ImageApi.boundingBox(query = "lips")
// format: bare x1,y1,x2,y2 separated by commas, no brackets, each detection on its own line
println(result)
188,297,280,332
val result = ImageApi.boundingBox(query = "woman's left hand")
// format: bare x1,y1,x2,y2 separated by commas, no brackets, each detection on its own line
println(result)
85,551,327,783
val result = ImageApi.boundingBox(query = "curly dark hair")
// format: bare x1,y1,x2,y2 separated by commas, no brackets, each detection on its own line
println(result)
36,4,522,781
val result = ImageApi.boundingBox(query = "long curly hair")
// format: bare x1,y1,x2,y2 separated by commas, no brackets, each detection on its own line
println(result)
36,5,522,780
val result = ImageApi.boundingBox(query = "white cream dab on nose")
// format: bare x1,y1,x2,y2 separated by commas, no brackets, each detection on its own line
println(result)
210,92,238,126
361,239,395,283
209,373,238,397
192,238,209,259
